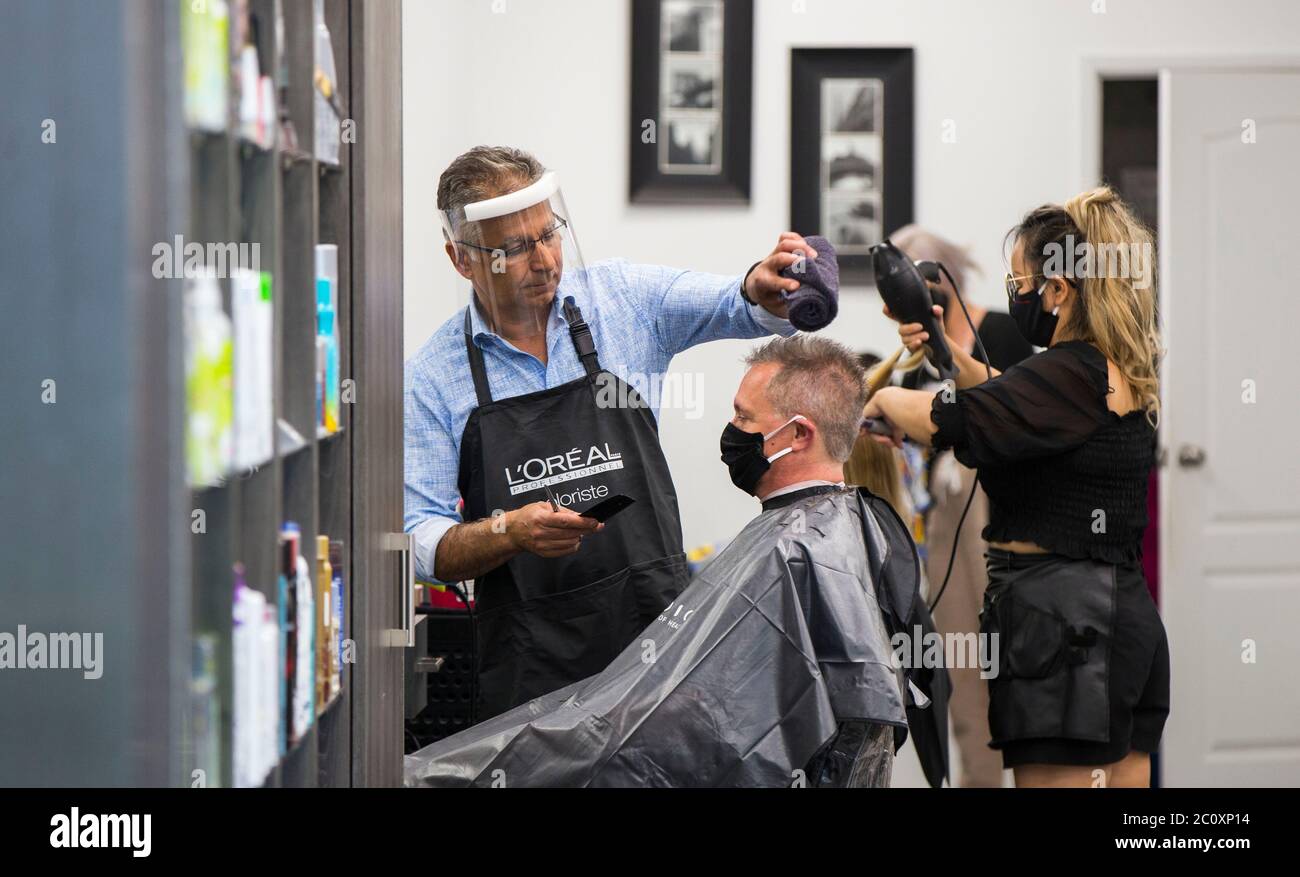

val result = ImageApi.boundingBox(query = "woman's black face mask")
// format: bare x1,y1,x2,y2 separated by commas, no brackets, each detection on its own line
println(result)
1008,279,1059,347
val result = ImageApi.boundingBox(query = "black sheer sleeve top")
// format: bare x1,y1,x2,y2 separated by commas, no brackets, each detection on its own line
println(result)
928,340,1156,564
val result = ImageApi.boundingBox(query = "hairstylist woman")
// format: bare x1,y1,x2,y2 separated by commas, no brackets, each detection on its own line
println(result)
862,187,1169,788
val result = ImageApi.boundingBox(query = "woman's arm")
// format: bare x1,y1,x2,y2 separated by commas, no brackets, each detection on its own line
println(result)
869,344,1115,469
950,341,1002,389
862,386,938,448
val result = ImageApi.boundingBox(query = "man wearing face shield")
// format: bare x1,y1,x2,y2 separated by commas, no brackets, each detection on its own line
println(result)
405,146,814,719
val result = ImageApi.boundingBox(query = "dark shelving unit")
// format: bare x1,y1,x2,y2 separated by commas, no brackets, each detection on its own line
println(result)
182,0,372,789
1,0,402,789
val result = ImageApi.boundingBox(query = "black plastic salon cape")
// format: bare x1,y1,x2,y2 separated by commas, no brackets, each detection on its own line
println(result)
405,485,950,788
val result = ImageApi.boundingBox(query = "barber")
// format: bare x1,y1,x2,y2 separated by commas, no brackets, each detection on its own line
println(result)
405,146,813,719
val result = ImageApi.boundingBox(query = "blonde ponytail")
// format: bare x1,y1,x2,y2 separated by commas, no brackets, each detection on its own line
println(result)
844,345,925,519
866,345,926,396
1060,186,1163,428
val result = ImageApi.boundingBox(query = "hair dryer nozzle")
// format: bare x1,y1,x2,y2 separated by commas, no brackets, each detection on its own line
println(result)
870,240,956,381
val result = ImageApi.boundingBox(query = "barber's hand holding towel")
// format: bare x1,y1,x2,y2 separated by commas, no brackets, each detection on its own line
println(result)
743,233,822,320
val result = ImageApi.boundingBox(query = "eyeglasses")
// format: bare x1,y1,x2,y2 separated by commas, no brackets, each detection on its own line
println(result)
1004,272,1041,302
1005,272,1077,304
457,215,569,262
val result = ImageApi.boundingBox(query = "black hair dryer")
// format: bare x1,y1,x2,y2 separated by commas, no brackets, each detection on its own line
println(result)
871,239,957,383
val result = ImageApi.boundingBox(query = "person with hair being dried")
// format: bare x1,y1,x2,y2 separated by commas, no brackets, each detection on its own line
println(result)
889,227,1032,788
407,335,948,788
862,188,1169,788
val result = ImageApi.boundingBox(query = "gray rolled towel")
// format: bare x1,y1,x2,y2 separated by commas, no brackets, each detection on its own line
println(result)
778,235,839,331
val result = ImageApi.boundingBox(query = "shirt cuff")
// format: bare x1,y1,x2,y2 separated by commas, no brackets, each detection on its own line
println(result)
411,514,458,583
747,297,797,336
929,392,966,451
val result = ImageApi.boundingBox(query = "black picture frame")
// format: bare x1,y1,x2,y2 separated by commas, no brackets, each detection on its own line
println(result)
629,0,753,204
790,48,914,285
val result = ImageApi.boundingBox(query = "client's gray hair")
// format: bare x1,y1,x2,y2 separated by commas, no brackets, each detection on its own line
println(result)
745,335,867,463
437,145,544,238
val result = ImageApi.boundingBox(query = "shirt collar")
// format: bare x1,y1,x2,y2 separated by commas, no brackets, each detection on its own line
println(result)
761,479,845,502
466,284,576,346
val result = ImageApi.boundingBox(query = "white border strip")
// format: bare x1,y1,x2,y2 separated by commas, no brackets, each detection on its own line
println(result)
463,171,560,222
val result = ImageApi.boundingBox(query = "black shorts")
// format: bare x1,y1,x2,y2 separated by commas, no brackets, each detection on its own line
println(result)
980,549,1170,768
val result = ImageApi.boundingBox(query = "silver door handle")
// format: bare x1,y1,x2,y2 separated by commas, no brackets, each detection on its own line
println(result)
1177,444,1206,468
382,532,416,647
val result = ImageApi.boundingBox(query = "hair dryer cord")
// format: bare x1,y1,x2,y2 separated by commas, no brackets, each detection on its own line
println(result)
927,263,994,614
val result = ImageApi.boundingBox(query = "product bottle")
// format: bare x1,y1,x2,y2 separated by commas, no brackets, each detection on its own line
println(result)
294,550,315,736
255,272,274,464
329,539,344,695
182,0,230,132
320,300,339,433
313,0,341,164
232,564,265,788
184,269,234,486
280,523,301,747
190,633,220,785
314,246,339,435
258,603,279,781
316,329,327,433
315,535,332,709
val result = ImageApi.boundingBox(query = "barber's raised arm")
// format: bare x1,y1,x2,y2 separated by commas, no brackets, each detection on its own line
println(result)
609,235,815,357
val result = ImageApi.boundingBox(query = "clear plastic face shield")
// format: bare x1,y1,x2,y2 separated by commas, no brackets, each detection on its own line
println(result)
441,171,592,338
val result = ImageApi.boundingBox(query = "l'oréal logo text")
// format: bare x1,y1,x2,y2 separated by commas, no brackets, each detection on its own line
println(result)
504,443,623,496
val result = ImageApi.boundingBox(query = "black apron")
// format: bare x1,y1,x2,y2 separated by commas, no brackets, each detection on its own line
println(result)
979,549,1116,747
457,302,689,720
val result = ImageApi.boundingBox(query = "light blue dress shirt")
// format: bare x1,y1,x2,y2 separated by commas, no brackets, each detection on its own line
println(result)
404,257,793,581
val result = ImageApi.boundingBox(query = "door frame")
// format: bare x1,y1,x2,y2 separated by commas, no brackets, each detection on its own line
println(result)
1079,54,1300,787
1080,54,1300,190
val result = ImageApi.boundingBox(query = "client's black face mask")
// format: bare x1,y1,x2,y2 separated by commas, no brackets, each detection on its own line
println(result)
720,415,802,496
1009,280,1059,347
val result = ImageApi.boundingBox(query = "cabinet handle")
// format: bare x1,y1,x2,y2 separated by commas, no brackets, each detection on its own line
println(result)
382,532,416,647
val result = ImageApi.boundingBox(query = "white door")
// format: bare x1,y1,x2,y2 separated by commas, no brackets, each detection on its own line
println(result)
1161,67,1300,787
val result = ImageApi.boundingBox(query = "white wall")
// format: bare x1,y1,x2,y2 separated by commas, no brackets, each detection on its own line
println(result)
403,0,1300,552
